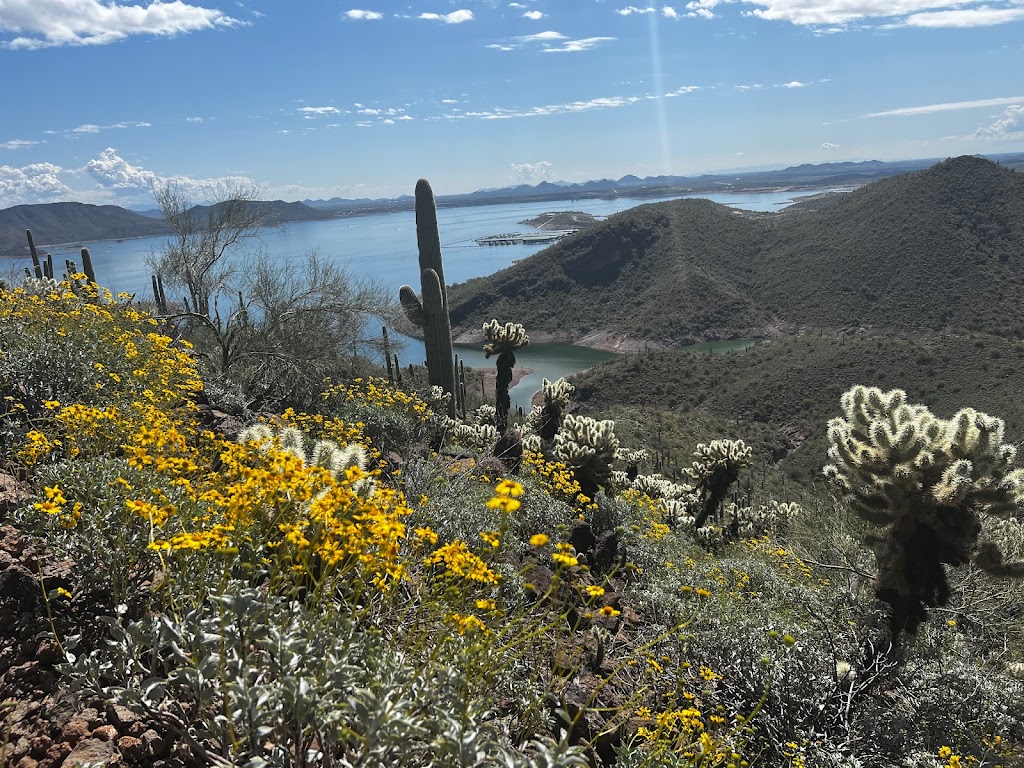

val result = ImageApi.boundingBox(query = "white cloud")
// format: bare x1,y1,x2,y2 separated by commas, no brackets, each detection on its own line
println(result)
185,116,205,123
419,10,474,23
820,142,840,149
685,0,720,18
441,98,459,104
972,104,1024,139
510,161,555,184
439,85,698,121
901,6,1024,27
617,5,655,14
0,161,71,206
737,0,1024,27
865,95,1024,118
518,30,567,41
344,9,383,20
662,6,679,18
782,80,805,88
399,115,415,121
85,147,254,202
298,106,342,116
542,36,616,53
0,0,244,50
46,120,152,136
523,10,545,19
1,139,43,150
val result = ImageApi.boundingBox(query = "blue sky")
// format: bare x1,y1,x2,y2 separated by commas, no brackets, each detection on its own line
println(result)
1,0,1023,207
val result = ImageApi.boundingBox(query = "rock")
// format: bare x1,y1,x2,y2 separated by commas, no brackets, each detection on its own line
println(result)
0,476,31,517
592,530,620,574
92,725,118,742
569,521,596,558
34,638,62,665
126,722,146,738
141,729,169,757
61,738,115,767
116,736,143,763
60,718,90,745
15,756,38,768
43,742,72,766
106,705,140,732
29,735,53,758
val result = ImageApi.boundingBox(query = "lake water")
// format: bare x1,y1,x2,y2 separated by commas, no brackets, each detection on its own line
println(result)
12,190,792,401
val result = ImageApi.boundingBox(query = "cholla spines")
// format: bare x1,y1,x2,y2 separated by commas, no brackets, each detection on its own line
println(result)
686,439,753,530
482,320,529,357
825,385,1024,636
539,377,574,442
552,414,620,497
238,424,373,491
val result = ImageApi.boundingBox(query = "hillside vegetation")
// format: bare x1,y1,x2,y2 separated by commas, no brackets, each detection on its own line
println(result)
0,202,173,255
449,156,1024,345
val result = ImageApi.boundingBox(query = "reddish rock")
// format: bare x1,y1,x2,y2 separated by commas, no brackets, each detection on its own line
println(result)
116,736,144,763
92,725,118,742
29,735,53,758
33,638,62,665
59,718,90,745
127,722,146,738
106,704,140,731
15,756,38,768
43,742,71,766
140,729,168,757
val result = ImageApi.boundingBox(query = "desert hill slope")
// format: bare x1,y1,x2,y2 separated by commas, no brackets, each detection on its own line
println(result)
448,156,1024,345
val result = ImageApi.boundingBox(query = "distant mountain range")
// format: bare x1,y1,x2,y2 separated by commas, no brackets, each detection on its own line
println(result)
3,153,1024,258
446,155,1024,347
0,199,332,257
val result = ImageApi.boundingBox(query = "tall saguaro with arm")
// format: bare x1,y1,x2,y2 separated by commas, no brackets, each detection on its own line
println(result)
399,179,456,416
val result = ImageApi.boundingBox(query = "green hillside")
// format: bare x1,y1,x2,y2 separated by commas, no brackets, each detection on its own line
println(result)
574,332,1024,483
0,202,173,255
449,156,1024,344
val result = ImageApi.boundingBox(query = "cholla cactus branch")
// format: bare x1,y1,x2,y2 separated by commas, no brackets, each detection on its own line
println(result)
825,385,1024,637
552,414,620,498
686,439,752,531
539,377,574,442
483,320,529,436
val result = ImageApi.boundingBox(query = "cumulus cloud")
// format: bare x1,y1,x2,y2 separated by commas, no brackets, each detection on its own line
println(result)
782,80,805,88
662,6,680,18
820,142,840,149
685,0,720,18
0,0,244,50
972,104,1024,139
0,162,72,206
510,161,555,184
490,29,615,52
85,147,255,202
523,10,545,19
865,95,1024,118
617,5,655,14
344,9,383,20
419,10,474,23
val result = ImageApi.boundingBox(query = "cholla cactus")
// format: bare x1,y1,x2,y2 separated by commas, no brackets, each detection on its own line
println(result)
539,377,574,442
483,320,529,439
20,274,61,296
723,500,799,538
441,416,499,451
825,385,1024,636
239,424,374,493
552,414,620,498
630,473,691,501
686,439,753,530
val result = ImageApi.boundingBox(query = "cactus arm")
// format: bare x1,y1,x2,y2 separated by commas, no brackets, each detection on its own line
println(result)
81,247,97,285
399,284,427,327
26,230,43,279
415,179,447,313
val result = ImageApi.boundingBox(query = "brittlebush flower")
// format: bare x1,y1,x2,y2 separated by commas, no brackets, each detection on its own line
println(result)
529,533,549,547
494,479,524,497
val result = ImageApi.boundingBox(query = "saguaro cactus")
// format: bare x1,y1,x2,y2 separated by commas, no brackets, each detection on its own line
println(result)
399,179,455,416
825,385,1024,638
25,230,43,279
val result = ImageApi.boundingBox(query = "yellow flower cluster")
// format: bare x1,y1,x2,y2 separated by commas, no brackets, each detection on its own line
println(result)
323,377,432,421
522,451,595,511
424,540,500,584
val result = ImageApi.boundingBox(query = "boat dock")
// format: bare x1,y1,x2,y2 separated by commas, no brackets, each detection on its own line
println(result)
475,229,577,246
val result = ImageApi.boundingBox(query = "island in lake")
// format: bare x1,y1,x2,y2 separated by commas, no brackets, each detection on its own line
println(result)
519,211,602,230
